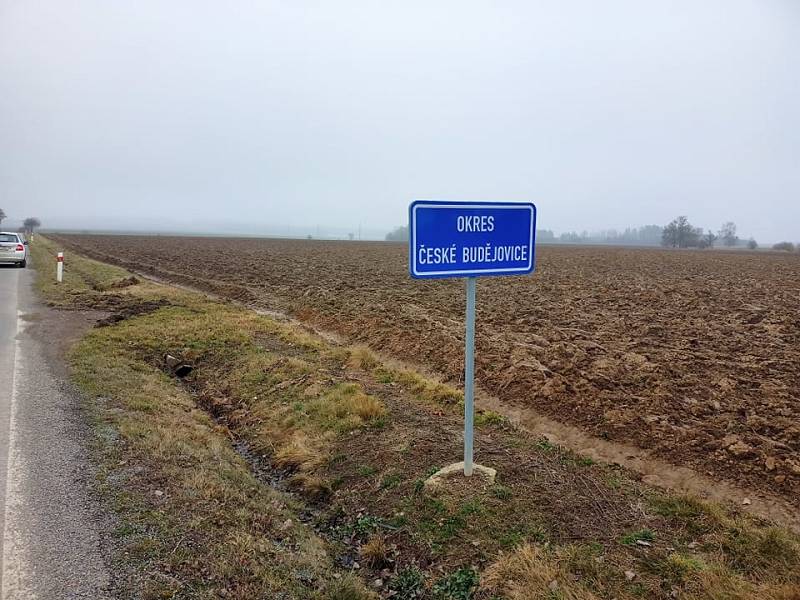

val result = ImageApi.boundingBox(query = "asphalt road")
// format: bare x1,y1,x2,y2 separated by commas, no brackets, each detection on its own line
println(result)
0,265,111,599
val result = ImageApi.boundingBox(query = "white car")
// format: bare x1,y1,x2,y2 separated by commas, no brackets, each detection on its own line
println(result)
0,232,28,268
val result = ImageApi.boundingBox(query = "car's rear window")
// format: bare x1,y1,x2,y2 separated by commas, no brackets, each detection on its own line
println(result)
0,234,19,243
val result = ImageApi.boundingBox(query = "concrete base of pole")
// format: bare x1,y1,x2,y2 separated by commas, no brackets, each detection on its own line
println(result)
424,462,497,489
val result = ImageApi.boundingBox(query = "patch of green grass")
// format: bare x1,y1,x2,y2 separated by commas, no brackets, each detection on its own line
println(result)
458,499,484,516
357,465,377,477
648,493,708,520
719,522,800,578
490,484,512,500
30,236,135,306
535,437,556,452
423,497,447,514
644,552,706,585
648,493,723,536
474,410,507,427
413,496,469,546
621,528,655,546
496,524,548,548
374,368,395,384
381,473,402,489
439,515,467,540
498,529,525,549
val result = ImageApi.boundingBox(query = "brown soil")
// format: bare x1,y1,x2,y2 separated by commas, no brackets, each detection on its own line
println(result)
50,235,800,510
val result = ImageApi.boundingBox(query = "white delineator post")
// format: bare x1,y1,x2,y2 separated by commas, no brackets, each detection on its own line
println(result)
56,252,64,283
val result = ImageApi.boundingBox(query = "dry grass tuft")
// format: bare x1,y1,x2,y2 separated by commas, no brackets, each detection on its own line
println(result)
359,534,389,568
392,369,463,405
326,576,378,600
714,520,800,579
274,432,327,471
348,346,379,371
345,392,386,422
481,544,600,600
308,383,386,430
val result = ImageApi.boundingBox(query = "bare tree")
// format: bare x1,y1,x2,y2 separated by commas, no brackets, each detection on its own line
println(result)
23,217,41,234
698,230,717,249
719,222,738,247
662,216,700,248
0,208,6,225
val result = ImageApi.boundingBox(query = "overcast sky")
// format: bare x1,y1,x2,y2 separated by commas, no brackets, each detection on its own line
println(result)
1,1,798,241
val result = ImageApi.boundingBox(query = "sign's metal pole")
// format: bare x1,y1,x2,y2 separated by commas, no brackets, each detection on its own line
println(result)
464,276,476,476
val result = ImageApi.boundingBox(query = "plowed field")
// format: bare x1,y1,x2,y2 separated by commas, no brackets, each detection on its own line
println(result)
51,234,800,507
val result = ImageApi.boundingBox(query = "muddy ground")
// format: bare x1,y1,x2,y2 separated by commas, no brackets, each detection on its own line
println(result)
49,235,800,507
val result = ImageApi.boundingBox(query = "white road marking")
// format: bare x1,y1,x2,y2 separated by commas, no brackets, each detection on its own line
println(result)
2,311,28,599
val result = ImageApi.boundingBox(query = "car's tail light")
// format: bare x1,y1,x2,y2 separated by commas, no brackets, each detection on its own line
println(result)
16,244,24,251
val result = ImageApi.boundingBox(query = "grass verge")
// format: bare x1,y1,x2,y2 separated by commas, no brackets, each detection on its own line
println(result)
31,236,800,600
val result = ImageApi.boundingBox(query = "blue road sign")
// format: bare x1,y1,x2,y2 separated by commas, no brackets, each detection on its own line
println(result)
408,201,537,279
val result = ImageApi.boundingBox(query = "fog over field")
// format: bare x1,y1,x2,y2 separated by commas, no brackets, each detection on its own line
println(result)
1,1,798,242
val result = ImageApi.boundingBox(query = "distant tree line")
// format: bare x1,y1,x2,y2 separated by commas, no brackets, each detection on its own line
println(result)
537,225,664,246
772,241,796,252
385,217,796,252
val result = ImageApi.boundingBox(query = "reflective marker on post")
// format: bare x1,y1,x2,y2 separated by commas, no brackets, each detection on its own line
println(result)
57,252,64,283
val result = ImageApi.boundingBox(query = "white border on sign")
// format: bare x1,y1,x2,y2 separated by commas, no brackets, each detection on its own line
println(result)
410,203,535,277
